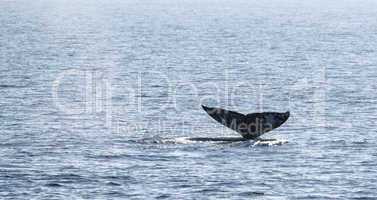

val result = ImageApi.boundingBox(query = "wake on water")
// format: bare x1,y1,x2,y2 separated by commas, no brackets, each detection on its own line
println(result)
136,136,288,147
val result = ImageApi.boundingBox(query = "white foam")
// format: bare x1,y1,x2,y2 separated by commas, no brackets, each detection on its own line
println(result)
252,139,288,147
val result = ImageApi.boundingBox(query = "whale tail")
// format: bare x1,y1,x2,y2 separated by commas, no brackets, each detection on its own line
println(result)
202,105,289,139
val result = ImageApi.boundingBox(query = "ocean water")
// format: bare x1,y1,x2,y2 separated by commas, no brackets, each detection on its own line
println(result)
1,0,377,199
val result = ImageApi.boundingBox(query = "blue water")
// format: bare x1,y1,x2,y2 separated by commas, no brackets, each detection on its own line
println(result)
1,0,377,199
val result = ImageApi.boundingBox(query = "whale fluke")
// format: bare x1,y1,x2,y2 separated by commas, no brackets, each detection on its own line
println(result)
202,105,290,140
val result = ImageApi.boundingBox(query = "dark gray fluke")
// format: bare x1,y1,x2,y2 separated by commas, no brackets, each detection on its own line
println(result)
202,105,289,140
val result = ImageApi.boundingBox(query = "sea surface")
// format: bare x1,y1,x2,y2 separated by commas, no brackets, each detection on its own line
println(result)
1,0,377,199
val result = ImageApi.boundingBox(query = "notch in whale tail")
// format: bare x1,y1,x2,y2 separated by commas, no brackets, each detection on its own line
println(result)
201,105,289,140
